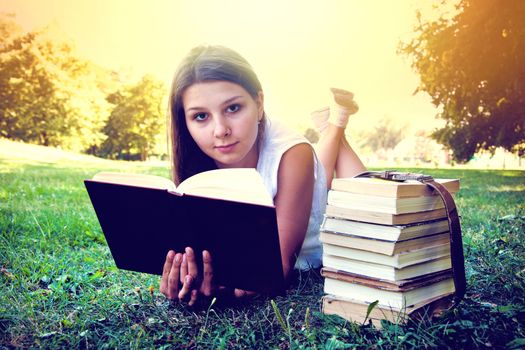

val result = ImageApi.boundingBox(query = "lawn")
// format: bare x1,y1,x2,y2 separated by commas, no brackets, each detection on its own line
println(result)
1,141,524,349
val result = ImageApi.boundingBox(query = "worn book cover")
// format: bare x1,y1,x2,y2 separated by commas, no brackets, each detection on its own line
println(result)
320,230,450,256
331,177,459,198
322,243,451,269
321,216,449,241
322,254,452,281
322,293,454,327
324,205,449,225
323,275,455,308
320,267,453,291
84,168,285,294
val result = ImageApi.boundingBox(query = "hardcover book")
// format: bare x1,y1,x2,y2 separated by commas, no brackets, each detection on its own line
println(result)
322,293,454,327
324,205,449,225
320,175,463,325
327,191,451,214
320,267,453,290
322,243,451,269
321,217,449,241
323,275,455,309
322,254,452,281
84,168,285,294
330,177,459,198
319,231,450,256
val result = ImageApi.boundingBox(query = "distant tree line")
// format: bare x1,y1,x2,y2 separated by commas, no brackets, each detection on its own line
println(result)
0,13,166,161
304,117,405,155
400,0,525,163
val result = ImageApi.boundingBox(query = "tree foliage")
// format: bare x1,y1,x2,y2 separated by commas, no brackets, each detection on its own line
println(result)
98,75,166,161
0,13,22,48
0,14,168,160
0,14,112,152
303,128,319,144
400,0,525,162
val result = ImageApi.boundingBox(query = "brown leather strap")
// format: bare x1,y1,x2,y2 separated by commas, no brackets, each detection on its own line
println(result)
420,178,466,301
354,171,466,302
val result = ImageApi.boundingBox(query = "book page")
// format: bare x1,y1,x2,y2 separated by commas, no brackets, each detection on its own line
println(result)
92,172,176,191
176,168,274,207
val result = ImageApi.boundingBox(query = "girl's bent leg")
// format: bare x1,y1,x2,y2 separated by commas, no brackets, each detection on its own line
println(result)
314,88,366,188
316,124,345,189
335,136,366,179
316,127,366,189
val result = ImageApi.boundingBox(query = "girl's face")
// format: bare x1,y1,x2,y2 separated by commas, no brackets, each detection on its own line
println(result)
182,81,264,169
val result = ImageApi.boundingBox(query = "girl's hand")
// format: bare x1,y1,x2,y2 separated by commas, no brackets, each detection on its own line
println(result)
159,250,183,300
159,247,216,306
160,247,256,305
182,247,256,303
232,288,257,298
178,247,214,305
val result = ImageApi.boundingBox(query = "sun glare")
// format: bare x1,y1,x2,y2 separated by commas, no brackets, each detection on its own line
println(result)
2,0,440,131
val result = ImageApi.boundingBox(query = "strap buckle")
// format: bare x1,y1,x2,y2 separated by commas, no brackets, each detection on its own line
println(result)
355,170,434,182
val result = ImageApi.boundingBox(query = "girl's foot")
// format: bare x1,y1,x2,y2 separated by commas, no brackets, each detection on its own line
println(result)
329,87,359,129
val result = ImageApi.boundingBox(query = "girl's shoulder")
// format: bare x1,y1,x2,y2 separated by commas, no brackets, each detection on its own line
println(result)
263,119,310,151
258,118,313,197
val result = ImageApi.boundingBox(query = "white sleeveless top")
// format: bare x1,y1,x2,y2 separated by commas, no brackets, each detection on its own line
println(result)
256,119,327,270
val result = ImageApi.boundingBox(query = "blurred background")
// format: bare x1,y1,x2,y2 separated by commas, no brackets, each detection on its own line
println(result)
1,0,523,169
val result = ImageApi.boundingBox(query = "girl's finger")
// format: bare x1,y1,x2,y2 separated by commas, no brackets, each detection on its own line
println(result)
179,252,188,284
167,253,182,300
185,247,199,278
201,250,214,296
178,274,193,301
160,250,175,295
233,288,256,298
188,289,199,307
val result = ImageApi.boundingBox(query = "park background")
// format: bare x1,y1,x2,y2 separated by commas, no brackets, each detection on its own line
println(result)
1,0,524,349
1,0,523,169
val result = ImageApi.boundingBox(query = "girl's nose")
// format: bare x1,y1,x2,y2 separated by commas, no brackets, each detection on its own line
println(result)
213,119,231,138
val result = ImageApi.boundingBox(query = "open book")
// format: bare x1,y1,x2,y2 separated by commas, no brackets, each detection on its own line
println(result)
84,168,285,295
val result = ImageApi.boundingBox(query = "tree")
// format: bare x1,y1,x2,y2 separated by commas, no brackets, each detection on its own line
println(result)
0,15,112,152
99,75,166,161
363,117,405,153
303,128,319,144
399,0,525,163
0,13,22,48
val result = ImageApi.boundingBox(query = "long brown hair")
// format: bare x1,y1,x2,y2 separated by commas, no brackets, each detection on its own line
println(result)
168,45,267,185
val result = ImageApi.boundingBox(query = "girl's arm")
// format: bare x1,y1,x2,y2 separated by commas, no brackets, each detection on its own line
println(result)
273,143,315,280
160,143,315,300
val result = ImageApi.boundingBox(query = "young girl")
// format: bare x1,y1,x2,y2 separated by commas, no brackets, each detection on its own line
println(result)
159,45,366,305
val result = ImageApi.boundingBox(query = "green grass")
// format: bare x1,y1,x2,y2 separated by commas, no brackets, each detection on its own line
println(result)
1,143,525,349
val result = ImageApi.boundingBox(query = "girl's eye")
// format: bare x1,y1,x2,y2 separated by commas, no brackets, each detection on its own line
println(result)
193,113,208,121
226,104,240,113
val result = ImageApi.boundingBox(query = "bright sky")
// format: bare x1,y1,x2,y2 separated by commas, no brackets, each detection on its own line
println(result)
2,0,443,134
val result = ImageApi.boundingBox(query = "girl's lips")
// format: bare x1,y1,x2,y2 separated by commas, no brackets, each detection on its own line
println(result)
215,141,239,153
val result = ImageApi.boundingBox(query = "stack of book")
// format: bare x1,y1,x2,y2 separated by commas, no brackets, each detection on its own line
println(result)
320,176,460,327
